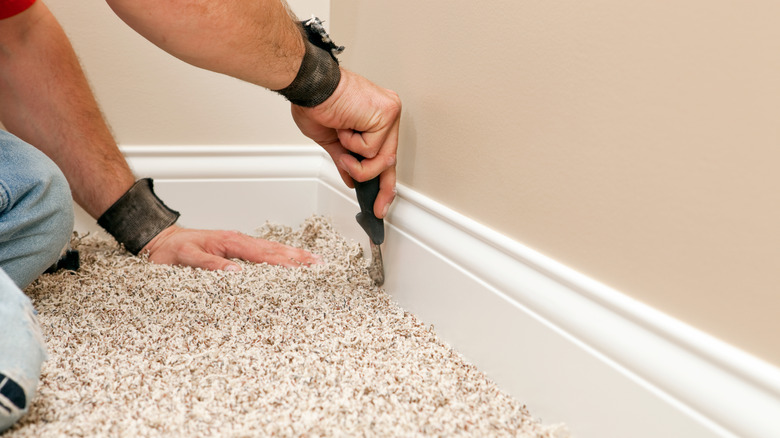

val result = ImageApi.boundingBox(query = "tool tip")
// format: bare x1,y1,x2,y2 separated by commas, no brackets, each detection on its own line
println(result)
368,242,384,286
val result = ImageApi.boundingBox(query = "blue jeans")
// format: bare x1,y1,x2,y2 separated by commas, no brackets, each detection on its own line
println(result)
0,130,74,432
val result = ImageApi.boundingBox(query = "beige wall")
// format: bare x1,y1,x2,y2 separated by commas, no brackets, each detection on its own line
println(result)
41,0,779,366
332,1,780,366
45,0,328,145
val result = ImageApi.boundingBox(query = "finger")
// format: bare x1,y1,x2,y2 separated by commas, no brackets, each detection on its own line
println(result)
258,241,322,268
337,129,381,159
371,114,400,217
320,141,355,188
339,152,396,182
338,122,399,182
160,243,243,272
191,252,243,272
375,166,397,218
338,154,396,218
339,168,354,188
337,168,354,188
221,233,322,267
335,87,401,160
342,112,400,182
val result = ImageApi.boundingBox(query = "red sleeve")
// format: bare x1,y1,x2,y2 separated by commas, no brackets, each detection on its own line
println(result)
0,0,35,20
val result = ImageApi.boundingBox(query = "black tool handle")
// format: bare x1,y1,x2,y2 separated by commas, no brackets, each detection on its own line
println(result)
350,152,385,245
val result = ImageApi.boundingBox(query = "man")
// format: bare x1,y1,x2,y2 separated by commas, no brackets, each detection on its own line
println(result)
0,0,401,430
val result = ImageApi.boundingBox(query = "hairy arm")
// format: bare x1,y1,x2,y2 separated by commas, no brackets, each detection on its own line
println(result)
0,1,319,270
106,0,401,218
0,1,135,218
105,0,304,90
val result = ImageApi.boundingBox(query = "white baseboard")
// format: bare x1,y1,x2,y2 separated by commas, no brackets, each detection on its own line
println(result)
90,145,780,438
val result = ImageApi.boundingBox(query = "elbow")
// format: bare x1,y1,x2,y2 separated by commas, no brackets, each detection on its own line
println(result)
0,1,50,59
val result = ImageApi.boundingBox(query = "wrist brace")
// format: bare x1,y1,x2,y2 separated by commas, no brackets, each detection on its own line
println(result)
274,16,345,107
97,178,180,255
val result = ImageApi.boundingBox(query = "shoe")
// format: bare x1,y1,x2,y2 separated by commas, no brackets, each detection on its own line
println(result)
0,373,26,414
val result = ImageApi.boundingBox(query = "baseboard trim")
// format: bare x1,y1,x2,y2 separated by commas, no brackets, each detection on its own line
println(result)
120,145,780,438
121,145,326,179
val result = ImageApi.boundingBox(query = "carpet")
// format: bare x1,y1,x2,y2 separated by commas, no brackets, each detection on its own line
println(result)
7,216,569,437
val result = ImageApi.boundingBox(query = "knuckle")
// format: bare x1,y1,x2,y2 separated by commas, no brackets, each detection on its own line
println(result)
386,91,402,112
221,230,243,239
179,245,202,261
385,99,401,117
217,230,245,247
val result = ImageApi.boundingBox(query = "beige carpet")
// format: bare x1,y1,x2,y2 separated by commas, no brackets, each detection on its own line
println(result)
7,216,569,437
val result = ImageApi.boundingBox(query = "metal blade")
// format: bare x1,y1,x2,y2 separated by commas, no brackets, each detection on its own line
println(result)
367,241,384,286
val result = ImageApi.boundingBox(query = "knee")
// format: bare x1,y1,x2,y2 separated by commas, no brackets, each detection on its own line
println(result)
0,132,74,286
0,131,74,237
17,155,74,283
33,156,75,252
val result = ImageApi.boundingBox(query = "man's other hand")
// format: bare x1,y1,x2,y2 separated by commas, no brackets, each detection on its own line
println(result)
141,225,322,271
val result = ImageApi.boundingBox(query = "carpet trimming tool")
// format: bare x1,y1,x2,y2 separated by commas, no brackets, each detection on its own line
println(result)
350,152,385,286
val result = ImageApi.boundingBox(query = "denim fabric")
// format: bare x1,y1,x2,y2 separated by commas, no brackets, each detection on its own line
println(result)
0,130,73,431
0,130,74,288
0,268,47,432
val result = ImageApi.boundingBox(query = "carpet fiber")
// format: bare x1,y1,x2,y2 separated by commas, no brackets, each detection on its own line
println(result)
8,216,569,437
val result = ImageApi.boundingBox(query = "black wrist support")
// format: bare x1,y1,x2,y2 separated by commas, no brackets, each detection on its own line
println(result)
274,17,344,107
97,178,180,255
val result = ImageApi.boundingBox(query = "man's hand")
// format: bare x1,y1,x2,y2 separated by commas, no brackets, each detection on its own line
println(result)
292,68,401,219
141,225,322,271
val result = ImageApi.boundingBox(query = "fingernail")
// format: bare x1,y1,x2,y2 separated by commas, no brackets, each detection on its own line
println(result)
224,264,242,272
382,203,389,218
338,157,353,176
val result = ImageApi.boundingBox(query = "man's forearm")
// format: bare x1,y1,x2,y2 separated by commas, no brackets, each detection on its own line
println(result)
105,0,305,90
0,1,330,271
0,1,135,218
